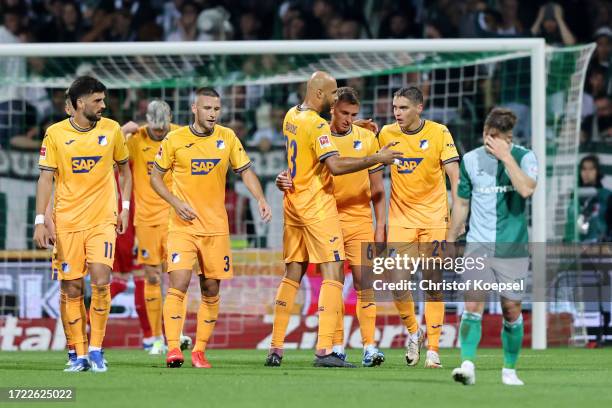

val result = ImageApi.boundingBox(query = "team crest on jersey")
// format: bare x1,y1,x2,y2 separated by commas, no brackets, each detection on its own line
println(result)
216,140,225,149
419,139,429,150
141,249,149,259
61,262,70,273
318,135,331,148
353,140,363,150
171,253,180,263
396,157,423,174
71,156,102,173
98,135,108,146
191,158,221,175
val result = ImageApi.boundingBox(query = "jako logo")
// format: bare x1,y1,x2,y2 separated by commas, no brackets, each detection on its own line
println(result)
396,158,423,174
191,158,220,175
71,156,102,173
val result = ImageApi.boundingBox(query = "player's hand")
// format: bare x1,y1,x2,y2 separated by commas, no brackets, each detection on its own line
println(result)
484,135,511,161
376,142,402,165
45,216,56,245
353,118,379,134
33,224,54,249
374,225,386,255
173,199,197,222
258,198,272,223
116,208,129,234
275,169,294,192
121,120,139,136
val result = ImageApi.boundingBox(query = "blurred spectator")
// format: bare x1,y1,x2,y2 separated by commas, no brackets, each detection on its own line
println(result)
583,96,612,142
137,20,164,41
339,19,362,39
159,0,183,38
239,11,262,40
165,1,200,41
530,2,576,46
49,1,85,42
379,12,419,39
106,9,136,42
312,0,337,28
326,15,344,39
197,6,234,41
590,27,611,94
565,155,612,242
80,8,114,42
497,0,525,36
581,66,608,119
587,0,612,40
250,104,285,152
227,116,248,142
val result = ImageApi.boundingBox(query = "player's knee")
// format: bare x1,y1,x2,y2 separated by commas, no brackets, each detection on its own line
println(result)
61,279,84,298
200,278,220,297
147,274,161,285
501,300,522,322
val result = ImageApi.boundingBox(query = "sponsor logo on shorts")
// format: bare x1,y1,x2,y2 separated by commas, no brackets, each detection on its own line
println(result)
191,158,220,175
61,262,70,273
71,156,102,173
141,248,149,259
396,157,423,174
98,135,108,146
171,252,180,263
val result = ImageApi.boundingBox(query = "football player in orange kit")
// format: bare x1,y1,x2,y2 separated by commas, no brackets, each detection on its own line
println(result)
151,87,272,368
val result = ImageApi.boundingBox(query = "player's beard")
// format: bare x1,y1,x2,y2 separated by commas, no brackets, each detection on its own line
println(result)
320,99,332,116
84,108,102,123
196,113,215,134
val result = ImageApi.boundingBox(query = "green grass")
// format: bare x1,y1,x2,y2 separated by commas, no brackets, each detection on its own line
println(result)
1,348,611,408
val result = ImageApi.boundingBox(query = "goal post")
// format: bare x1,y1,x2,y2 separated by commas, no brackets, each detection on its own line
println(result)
0,39,595,350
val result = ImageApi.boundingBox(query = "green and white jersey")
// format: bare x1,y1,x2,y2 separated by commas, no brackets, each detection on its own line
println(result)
458,144,538,244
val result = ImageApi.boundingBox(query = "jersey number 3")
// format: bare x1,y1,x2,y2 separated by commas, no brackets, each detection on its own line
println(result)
285,136,297,178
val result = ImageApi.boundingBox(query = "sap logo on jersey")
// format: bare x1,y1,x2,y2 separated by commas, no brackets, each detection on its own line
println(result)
396,157,423,174
71,156,102,173
191,158,221,175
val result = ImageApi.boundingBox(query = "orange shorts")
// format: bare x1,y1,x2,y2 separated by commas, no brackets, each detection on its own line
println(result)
283,218,345,264
166,231,232,279
387,226,448,259
136,224,168,266
53,223,116,281
341,221,373,267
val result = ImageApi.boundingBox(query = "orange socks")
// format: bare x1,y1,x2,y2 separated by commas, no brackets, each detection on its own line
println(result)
332,299,345,347
356,289,376,346
59,290,72,347
270,278,299,352
163,288,186,350
394,297,419,335
144,281,163,338
89,284,111,349
425,301,445,352
193,295,220,353
316,280,343,355
65,295,87,356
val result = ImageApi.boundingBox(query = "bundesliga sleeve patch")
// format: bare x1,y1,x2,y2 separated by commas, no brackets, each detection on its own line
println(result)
155,146,163,159
318,135,331,148
39,146,47,159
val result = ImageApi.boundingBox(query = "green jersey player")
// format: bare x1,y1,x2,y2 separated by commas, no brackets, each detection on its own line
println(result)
447,108,538,386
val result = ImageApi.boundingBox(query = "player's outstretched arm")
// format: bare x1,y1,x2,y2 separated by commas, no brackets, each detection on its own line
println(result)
33,170,55,249
369,169,386,243
121,121,139,136
324,142,402,176
241,167,272,223
116,161,133,234
150,166,197,221
275,169,293,192
447,197,470,243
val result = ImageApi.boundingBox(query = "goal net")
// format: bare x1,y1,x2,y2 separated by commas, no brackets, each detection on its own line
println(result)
0,40,595,350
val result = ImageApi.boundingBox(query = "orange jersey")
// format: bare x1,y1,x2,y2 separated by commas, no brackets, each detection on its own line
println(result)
154,124,251,236
378,120,459,229
330,125,382,224
127,124,180,226
39,117,129,233
283,105,339,226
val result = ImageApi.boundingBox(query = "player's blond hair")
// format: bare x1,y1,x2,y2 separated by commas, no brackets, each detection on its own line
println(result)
146,100,172,129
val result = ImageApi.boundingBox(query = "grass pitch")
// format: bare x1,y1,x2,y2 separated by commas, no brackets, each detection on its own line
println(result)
1,348,611,408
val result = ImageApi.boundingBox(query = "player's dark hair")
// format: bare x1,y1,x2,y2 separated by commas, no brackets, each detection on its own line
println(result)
195,87,220,98
579,154,603,187
336,87,360,105
393,86,423,105
484,107,517,133
67,76,107,109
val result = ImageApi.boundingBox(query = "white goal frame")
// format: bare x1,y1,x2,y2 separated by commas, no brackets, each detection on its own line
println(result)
0,38,548,349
